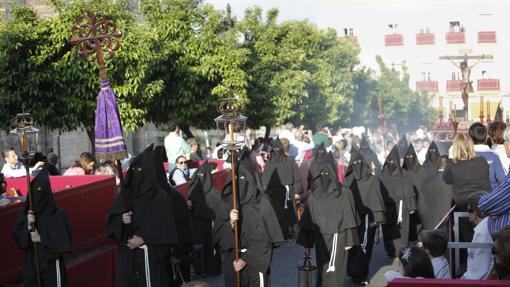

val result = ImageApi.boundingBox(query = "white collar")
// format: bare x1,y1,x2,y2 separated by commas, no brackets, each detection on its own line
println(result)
474,145,492,152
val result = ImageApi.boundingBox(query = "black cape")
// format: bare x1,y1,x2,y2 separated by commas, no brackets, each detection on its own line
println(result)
422,142,441,176
261,138,303,239
187,161,222,276
107,144,179,287
378,146,416,257
13,169,72,287
297,154,359,287
214,149,284,287
359,135,381,174
420,171,452,231
345,148,386,283
397,135,409,160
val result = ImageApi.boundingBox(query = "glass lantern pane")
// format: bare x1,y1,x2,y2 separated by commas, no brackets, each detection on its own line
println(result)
8,127,38,159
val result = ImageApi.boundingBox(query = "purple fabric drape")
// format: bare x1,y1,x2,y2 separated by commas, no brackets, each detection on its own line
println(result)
94,81,128,161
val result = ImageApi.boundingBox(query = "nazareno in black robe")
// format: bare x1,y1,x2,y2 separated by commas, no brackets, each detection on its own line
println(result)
402,144,428,240
261,138,303,239
13,168,72,287
107,144,179,287
359,135,381,174
214,149,284,287
153,148,196,286
422,141,441,176
297,152,359,287
378,146,416,257
187,161,222,276
345,148,386,284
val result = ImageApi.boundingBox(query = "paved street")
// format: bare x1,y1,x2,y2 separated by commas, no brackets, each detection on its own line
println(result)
203,234,398,287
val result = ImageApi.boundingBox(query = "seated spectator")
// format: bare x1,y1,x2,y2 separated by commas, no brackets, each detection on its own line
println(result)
421,230,451,279
168,156,196,186
384,246,435,286
188,138,204,161
1,147,44,178
205,146,213,160
63,152,95,176
492,227,510,280
462,191,494,280
469,122,505,189
45,152,61,176
0,173,11,207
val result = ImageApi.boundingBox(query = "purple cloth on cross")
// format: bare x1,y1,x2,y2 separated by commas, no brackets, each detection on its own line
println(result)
94,81,128,161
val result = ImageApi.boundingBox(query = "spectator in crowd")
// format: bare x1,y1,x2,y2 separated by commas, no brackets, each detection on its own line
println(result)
469,122,505,189
205,146,213,160
421,230,451,279
489,121,510,174
492,227,510,280
164,121,191,171
95,161,120,187
478,174,510,234
187,138,204,161
414,138,427,164
384,246,435,286
293,129,314,165
169,156,196,186
45,152,61,176
0,172,11,207
63,152,95,176
249,138,265,173
1,147,44,178
462,191,494,280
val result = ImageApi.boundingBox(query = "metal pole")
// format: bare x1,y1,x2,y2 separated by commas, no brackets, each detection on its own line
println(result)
57,131,62,173
229,122,241,287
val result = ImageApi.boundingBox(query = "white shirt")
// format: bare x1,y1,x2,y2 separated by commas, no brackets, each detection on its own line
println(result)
294,140,314,162
164,132,191,164
492,144,510,175
461,217,494,280
1,162,30,178
431,256,451,279
416,148,427,165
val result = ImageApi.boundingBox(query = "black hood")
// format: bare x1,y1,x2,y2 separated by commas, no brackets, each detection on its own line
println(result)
397,134,408,158
125,144,157,199
346,147,371,181
310,149,337,182
189,161,213,194
383,146,401,176
425,141,440,164
360,135,371,150
27,168,56,214
271,137,285,162
311,162,340,199
402,144,419,171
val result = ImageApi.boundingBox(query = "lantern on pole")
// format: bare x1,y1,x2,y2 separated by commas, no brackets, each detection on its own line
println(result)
9,112,42,287
297,248,317,287
215,97,247,287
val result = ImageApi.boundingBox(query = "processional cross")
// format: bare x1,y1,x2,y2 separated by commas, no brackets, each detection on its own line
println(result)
439,53,492,118
70,11,122,81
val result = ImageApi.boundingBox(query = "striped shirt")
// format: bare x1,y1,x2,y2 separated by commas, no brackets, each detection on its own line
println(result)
478,175,510,234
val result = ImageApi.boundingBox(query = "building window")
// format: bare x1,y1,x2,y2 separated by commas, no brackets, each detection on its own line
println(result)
387,24,399,34
343,28,354,36
449,21,464,32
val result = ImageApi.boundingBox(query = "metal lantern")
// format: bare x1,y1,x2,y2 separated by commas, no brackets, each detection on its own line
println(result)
298,248,317,287
9,113,39,160
215,98,247,150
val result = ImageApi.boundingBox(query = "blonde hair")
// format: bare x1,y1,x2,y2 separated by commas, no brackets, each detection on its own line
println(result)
451,133,475,163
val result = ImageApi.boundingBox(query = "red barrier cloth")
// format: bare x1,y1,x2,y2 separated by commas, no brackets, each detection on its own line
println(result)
67,245,116,287
0,175,116,284
390,278,510,287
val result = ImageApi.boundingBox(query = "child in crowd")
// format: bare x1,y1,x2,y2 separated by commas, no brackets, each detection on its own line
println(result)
462,191,494,280
384,246,435,286
421,230,451,279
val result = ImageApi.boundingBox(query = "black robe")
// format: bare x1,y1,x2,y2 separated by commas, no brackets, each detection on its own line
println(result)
107,144,179,287
261,138,303,239
187,161,222,276
402,144,428,240
359,135,381,174
297,155,359,287
420,171,452,232
214,150,284,287
422,142,441,176
379,146,416,257
345,148,386,283
13,169,72,287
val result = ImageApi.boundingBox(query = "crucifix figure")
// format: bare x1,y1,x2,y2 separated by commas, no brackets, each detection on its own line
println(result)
439,54,492,115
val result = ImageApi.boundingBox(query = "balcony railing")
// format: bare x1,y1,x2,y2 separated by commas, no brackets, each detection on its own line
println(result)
477,79,500,91
478,31,497,43
416,33,435,45
385,34,404,46
416,81,438,92
446,32,465,44
446,80,462,92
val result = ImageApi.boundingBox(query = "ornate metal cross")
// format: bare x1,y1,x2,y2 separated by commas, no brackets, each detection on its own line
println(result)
70,11,122,81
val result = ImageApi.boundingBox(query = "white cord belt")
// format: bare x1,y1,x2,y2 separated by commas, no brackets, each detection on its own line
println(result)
139,245,151,287
327,233,338,273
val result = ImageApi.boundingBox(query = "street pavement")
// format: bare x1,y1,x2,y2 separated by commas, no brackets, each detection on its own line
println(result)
201,234,399,287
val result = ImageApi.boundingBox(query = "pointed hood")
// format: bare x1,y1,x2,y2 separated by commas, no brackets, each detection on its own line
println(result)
397,134,408,158
346,147,372,181
382,145,401,176
402,144,419,171
189,161,213,194
125,144,157,199
270,137,286,162
27,167,56,214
